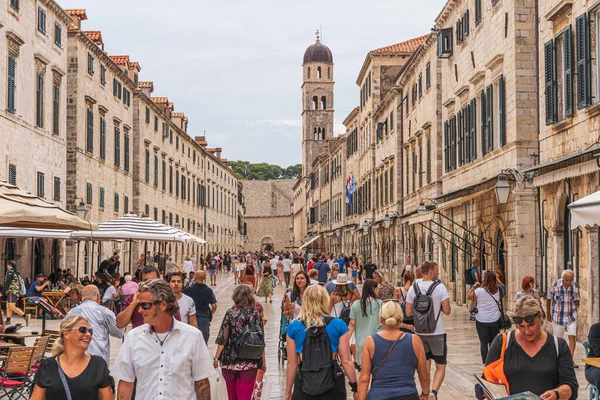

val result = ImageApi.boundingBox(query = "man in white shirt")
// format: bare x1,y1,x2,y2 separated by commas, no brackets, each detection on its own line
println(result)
270,255,279,286
282,255,293,288
112,279,212,400
405,261,451,400
168,272,198,328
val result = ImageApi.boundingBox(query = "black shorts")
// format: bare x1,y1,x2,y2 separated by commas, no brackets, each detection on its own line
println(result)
420,333,447,365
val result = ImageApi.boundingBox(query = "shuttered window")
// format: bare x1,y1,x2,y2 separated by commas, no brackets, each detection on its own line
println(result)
444,121,450,172
154,116,158,132
99,117,106,159
464,105,471,163
36,73,44,128
114,127,121,167
475,0,482,26
154,155,159,187
37,172,45,198
86,183,92,204
124,196,129,214
463,9,470,38
124,134,130,172
486,84,494,153
145,149,150,182
498,75,506,147
545,40,557,125
162,160,166,190
145,107,150,124
564,26,573,118
87,53,94,76
37,8,46,34
451,115,457,170
470,98,477,161
480,90,487,155
169,165,173,194
176,170,180,197
8,165,16,186
53,177,61,201
99,187,105,208
10,0,19,12
7,55,16,114
114,193,119,212
54,23,62,46
182,175,186,200
100,64,106,86
53,83,60,136
576,14,591,109
425,62,431,89
86,108,94,153
458,109,464,166
418,74,423,98
426,139,431,183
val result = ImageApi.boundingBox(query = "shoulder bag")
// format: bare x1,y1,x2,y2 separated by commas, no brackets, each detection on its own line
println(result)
372,333,402,379
484,288,512,330
56,356,73,400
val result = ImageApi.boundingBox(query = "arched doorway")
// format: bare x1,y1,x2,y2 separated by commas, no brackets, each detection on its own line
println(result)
495,229,506,286
51,239,60,272
84,242,89,276
34,240,44,276
4,238,16,265
261,236,274,252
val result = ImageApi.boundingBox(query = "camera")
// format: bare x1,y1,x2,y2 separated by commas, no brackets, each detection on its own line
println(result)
470,306,479,314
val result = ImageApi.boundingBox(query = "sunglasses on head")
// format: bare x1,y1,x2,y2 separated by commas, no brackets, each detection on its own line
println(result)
512,313,539,324
72,326,93,335
138,300,161,310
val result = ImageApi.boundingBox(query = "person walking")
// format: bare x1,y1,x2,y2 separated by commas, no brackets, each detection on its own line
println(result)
168,272,198,328
467,271,501,364
398,270,415,333
312,255,331,285
207,254,219,286
31,315,113,400
363,257,377,280
241,257,256,287
358,255,365,283
405,261,451,400
334,253,346,274
373,271,396,300
112,279,212,400
291,257,304,277
214,284,266,400
348,279,382,370
3,260,28,326
357,301,430,400
257,261,274,304
467,258,481,321
184,270,217,343
285,285,358,400
284,271,310,321
283,255,293,288
546,269,580,367
233,256,241,285
182,256,194,278
65,285,124,365
329,274,356,325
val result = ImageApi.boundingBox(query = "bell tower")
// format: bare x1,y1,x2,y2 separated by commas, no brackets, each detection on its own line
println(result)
301,31,334,178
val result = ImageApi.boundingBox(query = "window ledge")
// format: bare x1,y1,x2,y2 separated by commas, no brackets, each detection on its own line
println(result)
551,117,573,133
545,0,573,21
585,102,600,117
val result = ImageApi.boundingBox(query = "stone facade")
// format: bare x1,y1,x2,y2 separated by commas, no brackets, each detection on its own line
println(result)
0,0,73,278
243,180,295,251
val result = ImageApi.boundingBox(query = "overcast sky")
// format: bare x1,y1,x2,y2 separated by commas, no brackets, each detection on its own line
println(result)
61,0,446,167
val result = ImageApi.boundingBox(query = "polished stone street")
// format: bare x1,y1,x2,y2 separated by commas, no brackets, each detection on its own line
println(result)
22,273,590,399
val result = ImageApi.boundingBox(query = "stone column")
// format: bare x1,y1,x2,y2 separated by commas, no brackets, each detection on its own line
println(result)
586,227,599,325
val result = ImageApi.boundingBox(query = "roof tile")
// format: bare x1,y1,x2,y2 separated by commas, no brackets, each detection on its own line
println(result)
138,81,153,89
83,31,102,44
372,34,428,54
109,55,130,66
65,9,88,19
151,97,168,104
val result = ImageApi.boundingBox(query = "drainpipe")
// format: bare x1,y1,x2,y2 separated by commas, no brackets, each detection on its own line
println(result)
534,0,543,294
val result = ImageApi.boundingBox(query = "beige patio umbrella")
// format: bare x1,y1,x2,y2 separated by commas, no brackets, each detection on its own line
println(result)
0,181,97,230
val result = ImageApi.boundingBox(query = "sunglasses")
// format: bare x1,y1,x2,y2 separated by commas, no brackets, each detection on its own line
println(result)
512,313,539,325
138,300,161,310
72,326,93,335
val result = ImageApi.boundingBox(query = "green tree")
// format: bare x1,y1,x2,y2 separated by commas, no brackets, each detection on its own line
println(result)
227,161,301,180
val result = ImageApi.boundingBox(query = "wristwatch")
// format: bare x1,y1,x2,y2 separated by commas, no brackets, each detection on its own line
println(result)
421,392,430,397
553,389,559,399
348,381,357,393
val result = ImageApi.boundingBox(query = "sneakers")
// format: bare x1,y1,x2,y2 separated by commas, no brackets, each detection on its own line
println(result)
24,314,30,327
4,318,10,325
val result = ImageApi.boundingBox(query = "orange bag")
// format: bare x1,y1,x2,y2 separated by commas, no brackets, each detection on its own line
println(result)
482,331,511,394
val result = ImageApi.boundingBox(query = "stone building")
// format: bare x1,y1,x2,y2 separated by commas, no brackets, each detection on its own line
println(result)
532,0,600,336
243,180,295,251
0,0,73,277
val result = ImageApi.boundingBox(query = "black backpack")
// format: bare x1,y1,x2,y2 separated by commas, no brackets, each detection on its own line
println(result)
235,320,265,360
299,316,336,396
412,280,442,334
335,299,351,326
465,267,475,285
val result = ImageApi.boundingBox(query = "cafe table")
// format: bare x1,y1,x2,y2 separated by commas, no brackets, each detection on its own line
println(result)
42,291,65,310
583,357,600,368
0,332,40,346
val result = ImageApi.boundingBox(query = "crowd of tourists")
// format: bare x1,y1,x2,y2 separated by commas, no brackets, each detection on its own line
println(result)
1,248,597,400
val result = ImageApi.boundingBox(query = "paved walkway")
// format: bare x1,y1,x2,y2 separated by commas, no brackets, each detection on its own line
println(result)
19,274,591,399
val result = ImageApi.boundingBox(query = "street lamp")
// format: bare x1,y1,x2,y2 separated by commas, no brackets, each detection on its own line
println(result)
383,213,391,229
417,201,428,215
495,173,511,205
362,219,370,230
75,200,88,220
174,222,181,229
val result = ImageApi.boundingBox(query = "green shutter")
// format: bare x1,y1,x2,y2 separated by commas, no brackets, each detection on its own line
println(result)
480,90,486,155
53,83,59,135
7,55,16,114
457,110,463,166
86,108,94,153
36,73,44,128
145,149,150,182
545,40,557,125
486,84,494,153
475,0,482,25
100,117,106,159
576,14,591,109
564,26,573,118
499,75,506,146
470,98,477,160
451,115,457,170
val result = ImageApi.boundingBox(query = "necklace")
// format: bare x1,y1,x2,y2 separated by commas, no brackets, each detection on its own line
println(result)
152,322,174,347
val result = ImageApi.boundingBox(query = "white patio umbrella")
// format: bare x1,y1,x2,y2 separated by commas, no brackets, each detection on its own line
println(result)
568,190,600,229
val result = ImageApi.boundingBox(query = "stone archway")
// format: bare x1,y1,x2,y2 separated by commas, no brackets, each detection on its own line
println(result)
260,236,275,252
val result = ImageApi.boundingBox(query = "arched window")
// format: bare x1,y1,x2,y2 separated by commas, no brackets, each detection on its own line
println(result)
307,67,311,79
322,127,326,139
328,67,331,80
321,96,326,109
317,67,322,79
314,128,318,140
312,96,318,110
317,128,321,140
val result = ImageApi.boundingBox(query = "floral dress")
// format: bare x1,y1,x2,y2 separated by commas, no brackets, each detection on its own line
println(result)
216,306,263,370
257,266,273,297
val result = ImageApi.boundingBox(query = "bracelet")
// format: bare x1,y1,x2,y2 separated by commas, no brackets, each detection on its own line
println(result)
421,392,430,396
553,389,559,400
348,381,357,393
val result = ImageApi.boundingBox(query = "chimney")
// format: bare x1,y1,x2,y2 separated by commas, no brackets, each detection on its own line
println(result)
215,147,222,159
65,9,88,29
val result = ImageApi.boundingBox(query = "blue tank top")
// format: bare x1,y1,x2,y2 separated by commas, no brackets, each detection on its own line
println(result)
367,332,418,400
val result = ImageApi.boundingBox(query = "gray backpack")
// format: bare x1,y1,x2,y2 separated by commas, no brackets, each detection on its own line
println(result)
412,280,442,334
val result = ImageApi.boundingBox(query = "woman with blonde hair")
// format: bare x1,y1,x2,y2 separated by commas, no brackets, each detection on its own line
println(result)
31,315,112,400
358,255,365,283
358,301,430,400
285,285,358,399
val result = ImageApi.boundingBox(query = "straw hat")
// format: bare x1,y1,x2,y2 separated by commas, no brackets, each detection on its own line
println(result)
334,273,350,285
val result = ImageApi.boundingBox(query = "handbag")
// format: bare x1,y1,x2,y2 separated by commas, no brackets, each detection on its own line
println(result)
372,333,402,379
209,368,228,400
484,288,512,330
481,331,511,394
56,356,73,400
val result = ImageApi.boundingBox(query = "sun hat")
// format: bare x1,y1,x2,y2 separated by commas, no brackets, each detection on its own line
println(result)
334,273,350,285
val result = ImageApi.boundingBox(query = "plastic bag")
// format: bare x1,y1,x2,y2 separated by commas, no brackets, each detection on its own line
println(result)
251,374,272,400
209,368,228,400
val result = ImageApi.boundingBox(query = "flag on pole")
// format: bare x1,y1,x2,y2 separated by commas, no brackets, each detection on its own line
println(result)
244,164,248,178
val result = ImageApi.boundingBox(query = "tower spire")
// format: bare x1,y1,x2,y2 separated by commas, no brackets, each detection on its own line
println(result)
315,29,320,43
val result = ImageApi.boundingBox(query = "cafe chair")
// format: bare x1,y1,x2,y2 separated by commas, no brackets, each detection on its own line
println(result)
584,340,599,400
21,298,38,317
0,346,34,400
42,331,60,357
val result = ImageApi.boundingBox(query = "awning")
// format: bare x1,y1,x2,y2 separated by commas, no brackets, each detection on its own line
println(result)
299,235,321,249
568,190,600,229
533,159,598,187
70,214,186,242
0,181,97,230
0,227,73,239
435,187,495,213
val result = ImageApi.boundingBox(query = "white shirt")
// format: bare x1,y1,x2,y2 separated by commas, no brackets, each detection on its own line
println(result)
406,280,450,335
102,285,117,301
183,260,194,275
177,294,196,324
111,318,212,400
474,287,501,323
282,258,292,272
270,258,278,270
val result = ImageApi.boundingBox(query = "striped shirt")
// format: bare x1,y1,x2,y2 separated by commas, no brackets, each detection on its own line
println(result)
66,300,124,364
547,279,580,325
